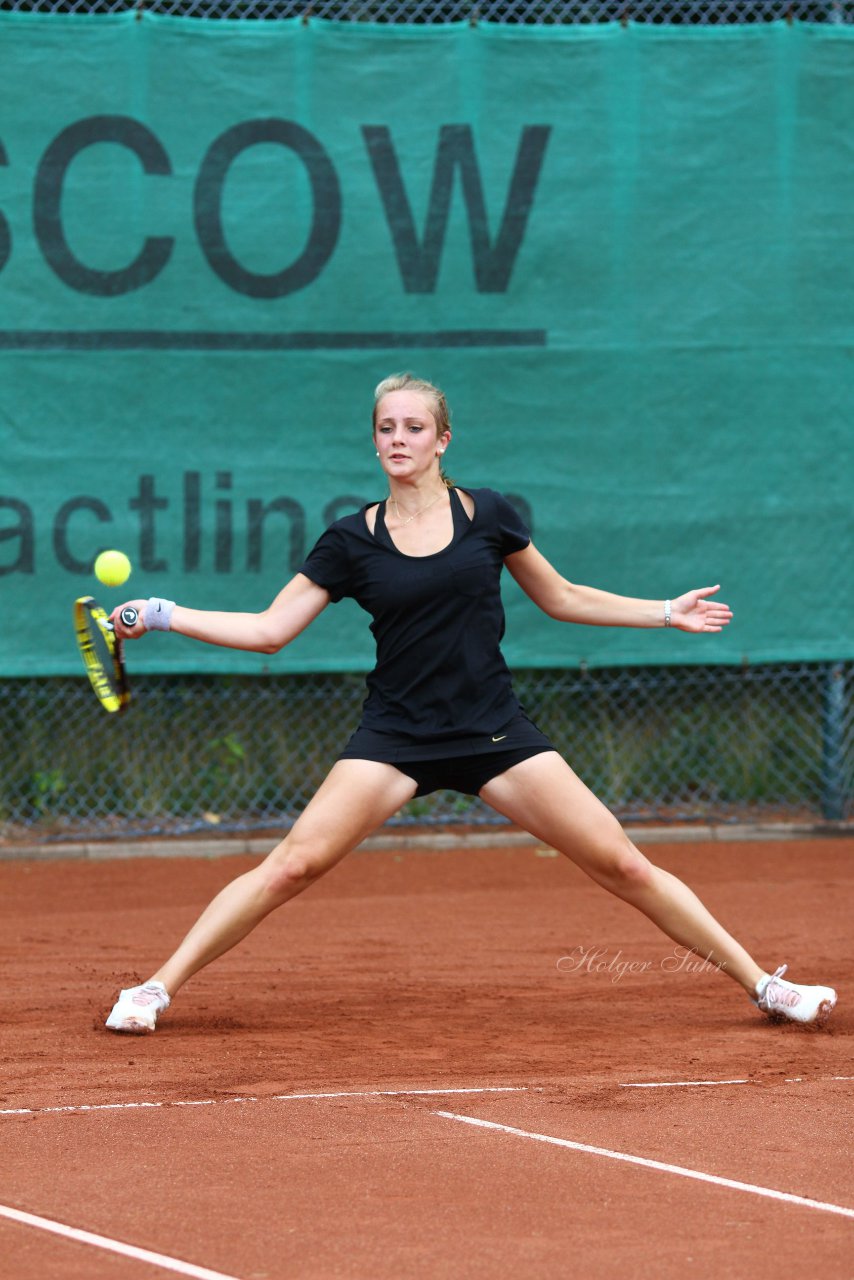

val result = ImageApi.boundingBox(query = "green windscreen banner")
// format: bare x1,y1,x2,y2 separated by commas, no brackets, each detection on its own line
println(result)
0,15,851,675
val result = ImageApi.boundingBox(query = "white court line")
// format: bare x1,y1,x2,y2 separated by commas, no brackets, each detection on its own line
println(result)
271,1087,529,1101
621,1074,854,1090
435,1111,854,1221
0,1085,527,1119
4,1077,848,1117
0,1203,242,1280
621,1079,750,1089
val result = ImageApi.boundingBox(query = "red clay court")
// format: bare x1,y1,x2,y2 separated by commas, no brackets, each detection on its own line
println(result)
1,834,852,1278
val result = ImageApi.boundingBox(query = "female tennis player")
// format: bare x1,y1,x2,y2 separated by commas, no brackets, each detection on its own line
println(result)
105,373,837,1034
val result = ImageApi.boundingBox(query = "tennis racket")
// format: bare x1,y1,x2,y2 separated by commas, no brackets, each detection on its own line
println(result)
73,596,138,714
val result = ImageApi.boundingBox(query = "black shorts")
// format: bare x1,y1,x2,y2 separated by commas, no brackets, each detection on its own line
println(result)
338,712,556,798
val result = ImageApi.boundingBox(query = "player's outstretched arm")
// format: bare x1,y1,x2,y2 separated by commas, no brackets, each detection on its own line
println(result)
504,544,733,632
111,573,331,653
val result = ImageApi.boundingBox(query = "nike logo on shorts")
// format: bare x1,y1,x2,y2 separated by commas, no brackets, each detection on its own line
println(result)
491,734,507,742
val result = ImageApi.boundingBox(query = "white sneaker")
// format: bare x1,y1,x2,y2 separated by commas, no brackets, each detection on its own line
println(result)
105,980,170,1033
754,965,837,1026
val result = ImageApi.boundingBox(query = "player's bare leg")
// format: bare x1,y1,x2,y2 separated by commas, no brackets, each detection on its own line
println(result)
479,751,765,992
105,761,417,1030
154,760,417,994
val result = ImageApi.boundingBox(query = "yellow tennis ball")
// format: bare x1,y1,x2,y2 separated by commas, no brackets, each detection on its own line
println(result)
94,549,132,588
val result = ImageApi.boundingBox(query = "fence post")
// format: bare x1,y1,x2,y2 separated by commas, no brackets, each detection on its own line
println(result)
821,663,846,821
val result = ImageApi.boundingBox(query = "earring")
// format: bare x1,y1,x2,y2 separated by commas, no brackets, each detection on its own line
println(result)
376,451,380,457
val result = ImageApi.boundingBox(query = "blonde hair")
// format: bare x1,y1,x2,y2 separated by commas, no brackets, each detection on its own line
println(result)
372,373,453,487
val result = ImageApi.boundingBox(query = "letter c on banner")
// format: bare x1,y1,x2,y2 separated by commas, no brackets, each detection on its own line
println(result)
194,119,341,298
33,116,174,295
53,495,112,574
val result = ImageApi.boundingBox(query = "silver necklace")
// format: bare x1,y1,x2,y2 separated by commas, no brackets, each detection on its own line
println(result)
390,490,445,527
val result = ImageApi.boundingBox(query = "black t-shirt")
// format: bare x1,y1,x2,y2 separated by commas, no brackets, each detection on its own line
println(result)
298,487,530,743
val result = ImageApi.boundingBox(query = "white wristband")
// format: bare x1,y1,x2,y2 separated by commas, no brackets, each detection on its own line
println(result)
664,599,672,628
144,597,176,632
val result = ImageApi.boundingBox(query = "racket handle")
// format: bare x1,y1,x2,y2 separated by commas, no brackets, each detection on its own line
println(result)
120,607,139,628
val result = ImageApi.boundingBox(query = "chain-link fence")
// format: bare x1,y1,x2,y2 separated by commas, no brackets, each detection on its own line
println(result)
2,0,853,20
1,662,850,843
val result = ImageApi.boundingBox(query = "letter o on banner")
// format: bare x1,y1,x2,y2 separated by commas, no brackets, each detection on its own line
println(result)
194,119,342,298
